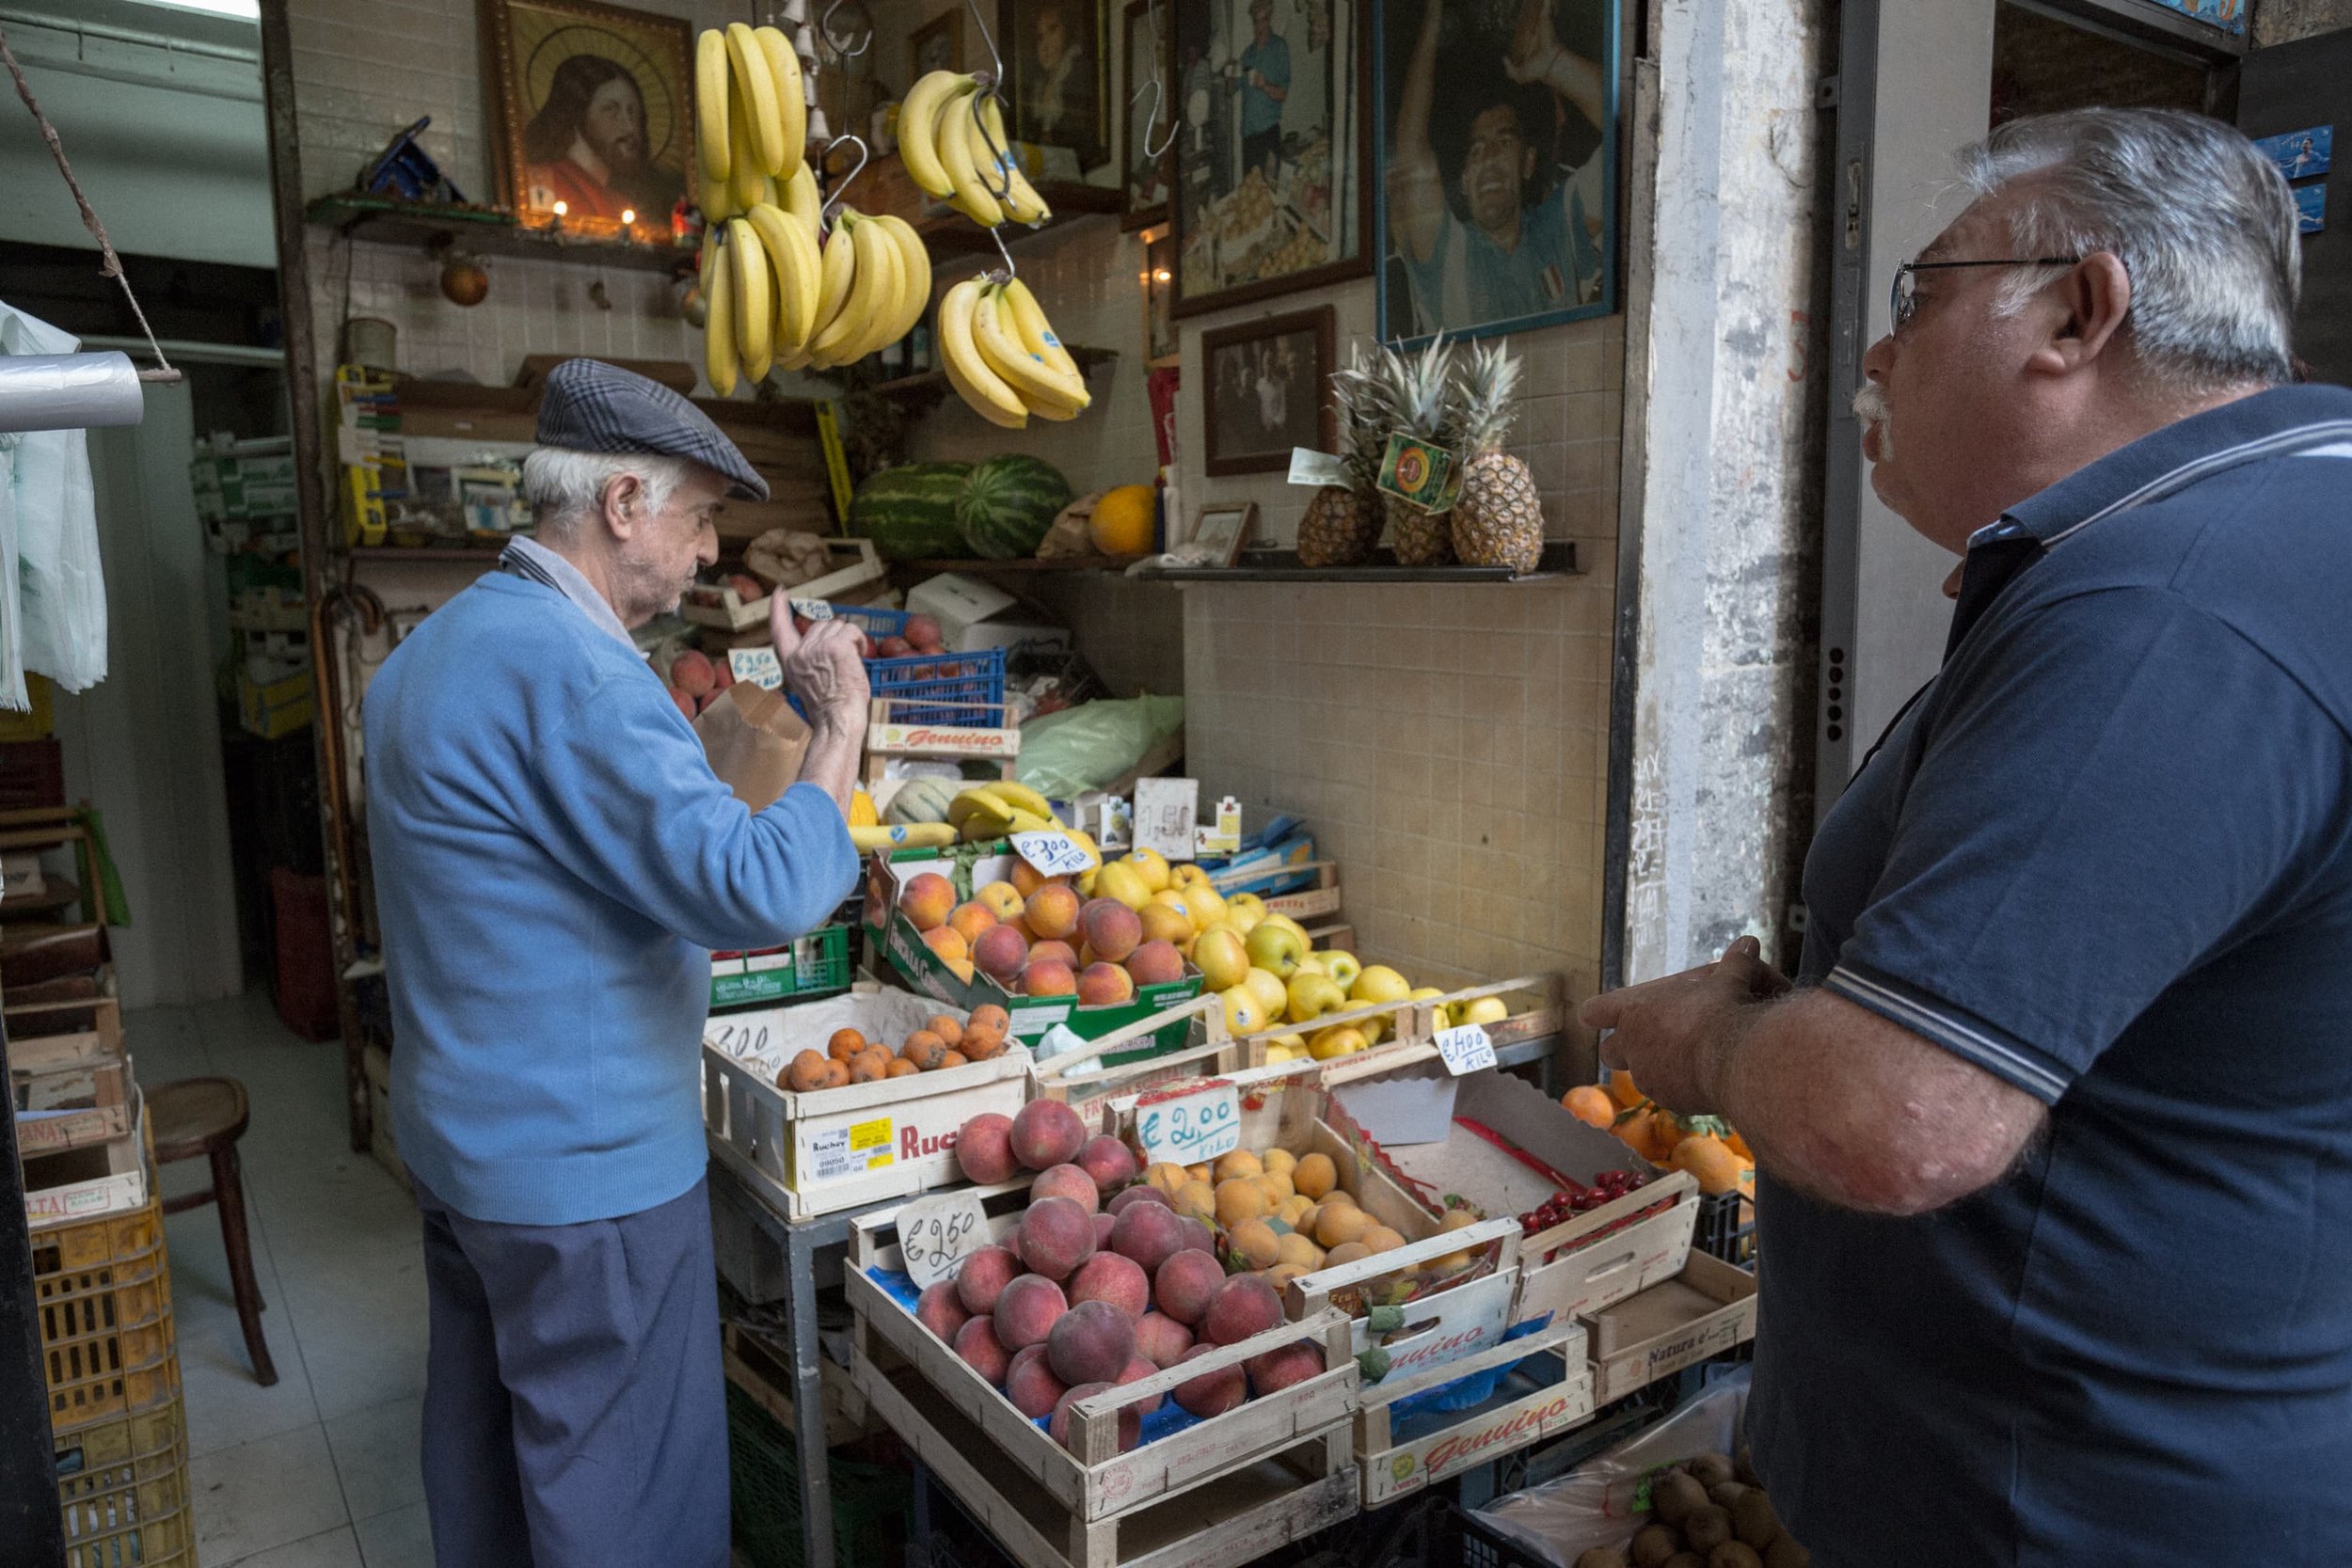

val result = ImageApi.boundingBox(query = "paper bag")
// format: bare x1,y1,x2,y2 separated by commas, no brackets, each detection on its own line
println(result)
693,680,813,813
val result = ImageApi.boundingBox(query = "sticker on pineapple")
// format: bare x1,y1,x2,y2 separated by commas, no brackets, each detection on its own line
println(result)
1377,436,1463,516
1287,447,1354,488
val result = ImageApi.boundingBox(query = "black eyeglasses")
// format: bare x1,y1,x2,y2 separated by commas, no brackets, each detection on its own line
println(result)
1890,256,2080,332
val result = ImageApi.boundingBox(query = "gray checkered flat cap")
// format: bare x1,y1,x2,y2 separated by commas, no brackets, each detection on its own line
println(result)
534,358,770,500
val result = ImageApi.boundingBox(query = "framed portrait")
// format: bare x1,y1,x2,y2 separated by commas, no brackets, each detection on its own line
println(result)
483,0,695,237
1375,0,1620,346
1143,225,1177,363
1189,502,1258,567
910,9,963,85
1200,306,1335,476
1000,0,1109,172
1121,0,1175,229
1168,0,1372,318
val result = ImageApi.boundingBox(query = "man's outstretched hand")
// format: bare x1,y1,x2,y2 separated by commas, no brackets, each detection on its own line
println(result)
768,598,869,733
1580,937,1791,1116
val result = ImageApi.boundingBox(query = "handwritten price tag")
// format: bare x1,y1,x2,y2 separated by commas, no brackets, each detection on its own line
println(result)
727,647,785,690
1010,830,1096,877
1435,1022,1497,1076
1135,1083,1241,1165
787,598,834,620
897,1191,989,1291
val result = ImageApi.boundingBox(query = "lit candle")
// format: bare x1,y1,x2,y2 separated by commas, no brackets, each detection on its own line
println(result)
551,199,568,217
621,208,636,226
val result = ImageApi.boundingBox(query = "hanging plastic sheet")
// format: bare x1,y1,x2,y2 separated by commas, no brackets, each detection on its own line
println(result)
0,303,111,703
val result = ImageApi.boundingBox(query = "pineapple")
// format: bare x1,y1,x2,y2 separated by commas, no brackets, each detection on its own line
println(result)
1448,341,1543,574
1377,335,1460,566
1297,346,1391,567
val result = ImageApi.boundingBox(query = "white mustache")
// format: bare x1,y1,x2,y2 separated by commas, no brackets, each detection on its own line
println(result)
1851,384,1888,424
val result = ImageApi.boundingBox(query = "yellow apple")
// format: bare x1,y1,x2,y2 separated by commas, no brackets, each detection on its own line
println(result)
1125,847,1172,893
1308,1024,1369,1060
1350,965,1412,1005
1291,954,1327,977
1243,966,1290,1022
1245,921,1307,980
1184,883,1227,930
1220,984,1268,1036
1172,862,1214,891
1193,927,1250,991
1319,949,1362,990
1286,973,1347,1024
1462,996,1511,1026
1260,912,1310,945
1094,860,1152,911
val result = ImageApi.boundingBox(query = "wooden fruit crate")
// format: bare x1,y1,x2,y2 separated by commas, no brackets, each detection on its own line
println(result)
1028,995,1237,1129
1582,1253,1758,1403
845,1197,1359,1547
1230,971,1567,1071
1354,1314,1594,1508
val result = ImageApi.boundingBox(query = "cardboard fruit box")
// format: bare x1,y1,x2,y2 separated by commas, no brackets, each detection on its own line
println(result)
864,848,1204,1057
700,986,1033,1221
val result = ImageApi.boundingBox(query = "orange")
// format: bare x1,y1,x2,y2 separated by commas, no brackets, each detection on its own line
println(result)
1607,1069,1644,1110
1671,1133,1751,1196
1724,1126,1755,1161
1651,1109,1688,1158
1613,1107,1669,1164
1562,1085,1616,1130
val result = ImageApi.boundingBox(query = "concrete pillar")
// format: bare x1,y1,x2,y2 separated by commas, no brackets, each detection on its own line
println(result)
1615,0,1831,984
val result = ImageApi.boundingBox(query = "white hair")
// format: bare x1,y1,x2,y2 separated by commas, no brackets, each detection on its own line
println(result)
520,448,695,537
1956,108,2301,391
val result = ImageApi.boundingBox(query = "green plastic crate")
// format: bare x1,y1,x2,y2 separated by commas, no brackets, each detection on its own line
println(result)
725,1381,908,1568
711,924,851,1010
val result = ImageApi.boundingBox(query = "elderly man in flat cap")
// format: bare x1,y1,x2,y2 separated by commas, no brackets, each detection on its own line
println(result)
364,359,866,1566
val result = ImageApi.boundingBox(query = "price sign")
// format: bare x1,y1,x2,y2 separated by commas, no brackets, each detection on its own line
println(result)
1011,830,1096,878
1133,777,1200,862
897,1190,989,1290
787,598,834,620
1435,1022,1497,1076
728,647,785,690
1135,1083,1241,1166
1287,447,1353,488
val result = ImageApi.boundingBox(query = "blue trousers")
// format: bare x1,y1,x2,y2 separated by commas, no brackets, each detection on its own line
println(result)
415,1175,728,1568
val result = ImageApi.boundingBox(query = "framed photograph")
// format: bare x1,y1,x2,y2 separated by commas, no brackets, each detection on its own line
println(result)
1169,0,1373,318
483,0,695,236
1122,0,1175,228
1375,0,1619,345
1001,0,1109,171
911,9,964,84
1200,306,1335,476
1143,225,1177,363
2253,125,2331,183
1189,502,1257,566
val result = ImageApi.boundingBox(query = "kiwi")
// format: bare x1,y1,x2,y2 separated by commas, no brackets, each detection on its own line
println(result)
1762,1538,1811,1568
1682,1505,1734,1554
1663,1557,1708,1568
1631,1524,1683,1568
1734,1444,1760,1487
1652,1469,1710,1528
1572,1551,1629,1568
1731,1489,1783,1551
1708,1481,1751,1511
1708,1546,1763,1568
1686,1452,1737,1489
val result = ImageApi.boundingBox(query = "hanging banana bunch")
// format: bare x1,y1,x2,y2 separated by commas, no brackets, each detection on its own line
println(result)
935,273,1090,430
898,70,1053,230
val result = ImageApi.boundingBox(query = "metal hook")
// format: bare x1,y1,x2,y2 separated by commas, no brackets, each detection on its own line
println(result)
987,224,1016,281
968,86,1017,204
1131,0,1176,161
962,0,1005,84
820,131,870,223
818,0,869,59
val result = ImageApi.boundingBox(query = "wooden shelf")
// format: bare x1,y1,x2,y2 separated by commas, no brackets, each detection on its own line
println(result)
307,193,694,274
869,344,1118,405
898,554,1146,575
1136,544,1581,584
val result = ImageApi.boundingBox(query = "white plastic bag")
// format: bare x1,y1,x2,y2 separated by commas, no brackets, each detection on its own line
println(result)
1474,1368,1751,1565
0,303,108,698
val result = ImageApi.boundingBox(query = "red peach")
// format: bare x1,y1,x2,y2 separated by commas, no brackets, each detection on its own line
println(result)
1028,940,1079,969
668,686,695,719
1118,1354,1165,1416
1122,940,1186,988
955,1315,1011,1384
1246,1339,1325,1397
1093,1211,1117,1249
905,612,944,650
1152,1249,1227,1327
1106,1184,1171,1215
917,1282,971,1343
1110,1202,1186,1276
1170,1343,1247,1418
875,635,913,657
1018,1195,1096,1280
993,1275,1069,1351
954,1113,1019,1185
1004,1343,1067,1418
955,1244,1023,1316
973,924,1031,984
1077,962,1136,1006
1078,898,1143,963
1049,1382,1140,1452
1133,1311,1194,1370
1010,1100,1088,1171
670,649,715,696
1029,1164,1101,1213
1067,1251,1151,1320
1020,958,1076,997
898,872,957,932
1078,1134,1139,1195
1203,1275,1282,1346
1179,1216,1216,1258
1047,1299,1136,1386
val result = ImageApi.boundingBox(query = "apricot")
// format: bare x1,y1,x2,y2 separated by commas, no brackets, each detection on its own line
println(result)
955,1245,1023,1315
1030,1164,1101,1213
827,1028,867,1061
921,926,969,967
1143,1162,1190,1196
1322,1241,1371,1268
947,901,997,947
968,1004,1010,1036
1122,940,1185,988
900,1030,949,1071
1215,1150,1263,1182
955,1112,1019,1184
820,1059,850,1088
961,1025,1008,1061
1077,962,1136,1007
1314,1204,1370,1249
1011,1099,1088,1170
898,872,956,932
927,1014,965,1049
1047,1299,1136,1386
1292,1153,1337,1199
1004,1342,1066,1417
1202,1274,1282,1346
783,1050,830,1092
1215,1179,1268,1229
1229,1218,1280,1270
1361,1226,1406,1254
1169,1180,1217,1224
1274,1232,1325,1271
885,1057,922,1078
848,1049,891,1084
939,1050,967,1069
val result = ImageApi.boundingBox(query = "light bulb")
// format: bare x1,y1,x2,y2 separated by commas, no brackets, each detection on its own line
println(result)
551,199,568,217
621,208,636,226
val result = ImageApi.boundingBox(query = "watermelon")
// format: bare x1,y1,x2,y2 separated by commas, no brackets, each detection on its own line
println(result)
955,454,1073,560
850,462,972,560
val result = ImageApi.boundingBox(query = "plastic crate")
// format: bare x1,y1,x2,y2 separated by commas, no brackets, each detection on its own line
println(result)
710,922,852,1011
1694,1190,1756,1269
56,1393,191,1568
810,608,1009,727
32,1193,183,1432
1443,1500,1559,1568
725,1381,910,1568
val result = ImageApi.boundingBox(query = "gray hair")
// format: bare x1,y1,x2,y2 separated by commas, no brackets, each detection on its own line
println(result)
520,448,694,536
1956,108,2300,390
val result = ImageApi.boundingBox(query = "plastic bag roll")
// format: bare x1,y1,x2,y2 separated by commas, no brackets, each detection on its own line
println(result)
0,353,144,434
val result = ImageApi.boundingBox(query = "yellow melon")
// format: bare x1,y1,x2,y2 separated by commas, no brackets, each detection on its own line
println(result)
1089,484,1157,556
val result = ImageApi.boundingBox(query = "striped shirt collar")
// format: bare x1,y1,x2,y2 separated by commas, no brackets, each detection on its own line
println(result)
499,536,639,653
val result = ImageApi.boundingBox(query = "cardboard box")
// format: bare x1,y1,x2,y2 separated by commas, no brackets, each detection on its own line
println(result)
24,1086,147,1227
3,851,45,900
238,666,313,738
1582,1253,1758,1402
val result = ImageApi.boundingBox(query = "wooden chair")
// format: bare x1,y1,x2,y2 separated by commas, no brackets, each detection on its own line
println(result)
149,1076,277,1386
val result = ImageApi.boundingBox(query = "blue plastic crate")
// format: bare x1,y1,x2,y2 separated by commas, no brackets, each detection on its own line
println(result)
866,645,1006,727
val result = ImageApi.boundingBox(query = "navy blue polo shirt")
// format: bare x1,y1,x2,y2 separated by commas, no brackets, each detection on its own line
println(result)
1752,384,2352,1568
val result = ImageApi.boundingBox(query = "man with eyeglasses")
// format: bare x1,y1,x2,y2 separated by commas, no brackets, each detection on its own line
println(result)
1582,108,2352,1566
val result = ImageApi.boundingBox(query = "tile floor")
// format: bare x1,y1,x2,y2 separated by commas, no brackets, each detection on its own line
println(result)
132,992,432,1568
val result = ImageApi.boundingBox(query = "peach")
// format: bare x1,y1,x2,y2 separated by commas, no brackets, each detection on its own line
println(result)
1179,1216,1217,1258
1020,958,1076,997
1092,1211,1116,1249
1025,883,1082,942
993,1274,1069,1350
1030,1164,1100,1213
955,1244,1023,1316
1117,1354,1165,1415
1133,1311,1194,1370
1152,1249,1227,1326
1010,1099,1088,1171
671,649,715,696
1079,1134,1139,1196
947,901,997,947
1028,939,1079,969
955,1315,1012,1384
975,880,1026,922
1017,1196,1096,1280
1047,1299,1136,1386
1246,1340,1325,1397
898,872,957,932
1106,1183,1170,1215
1171,1343,1247,1418
922,926,970,967
1122,940,1186,989
973,923,1031,984
1049,1382,1139,1453
1009,860,1064,898
1004,1342,1067,1418
1110,1201,1186,1276
955,1113,1019,1184
1202,1274,1282,1346
1078,898,1143,962
1067,1251,1152,1320
917,1282,971,1343
1077,962,1136,1006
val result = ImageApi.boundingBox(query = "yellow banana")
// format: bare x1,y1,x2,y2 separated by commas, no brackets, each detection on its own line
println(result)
935,85,1005,227
977,94,1052,224
987,781,1057,823
725,217,772,382
727,93,765,211
869,214,933,352
700,173,734,223
803,219,859,365
961,812,1017,844
947,787,1015,829
898,70,971,198
702,232,738,396
1003,807,1056,834
726,23,784,175
780,162,822,224
753,25,805,174
1003,277,1082,380
695,30,732,183
840,212,902,363
746,203,820,354
937,278,1028,428
850,822,957,851
971,282,1088,417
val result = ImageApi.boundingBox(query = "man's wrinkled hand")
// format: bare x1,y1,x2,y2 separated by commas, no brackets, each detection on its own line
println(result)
1579,937,1788,1115
774,616,868,729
